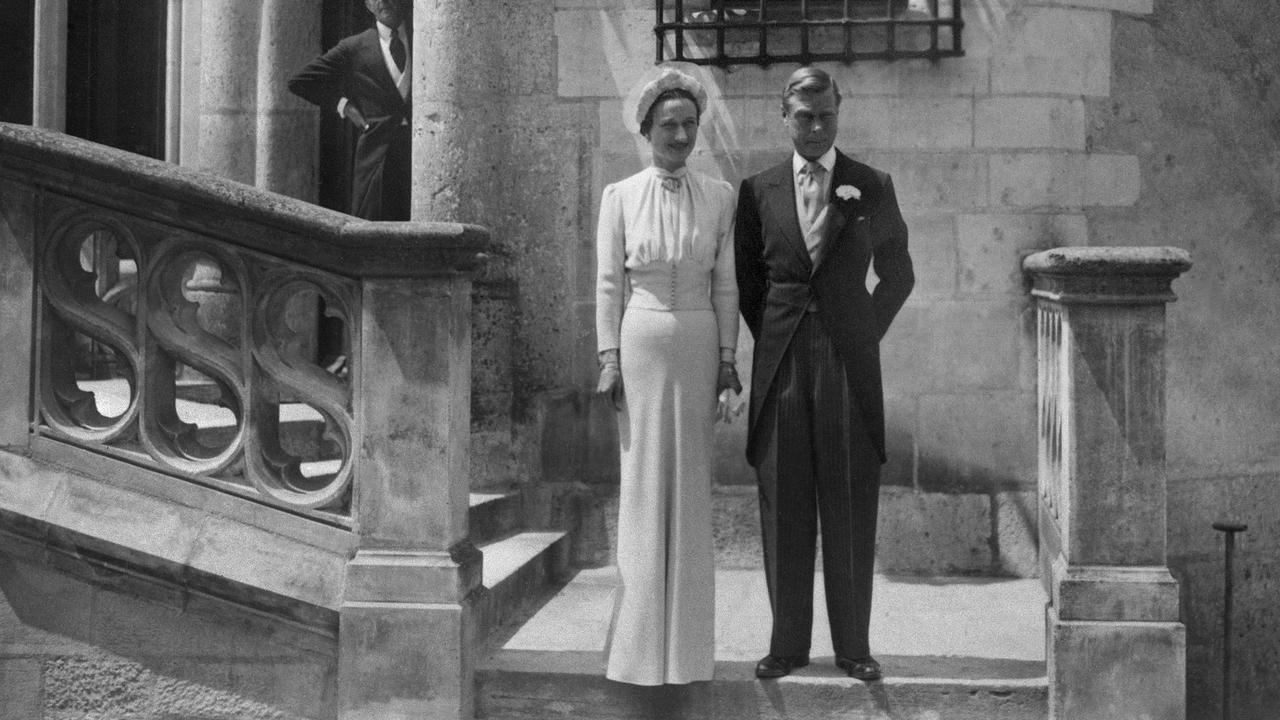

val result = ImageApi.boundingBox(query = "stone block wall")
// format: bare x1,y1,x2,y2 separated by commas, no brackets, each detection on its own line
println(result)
527,0,1148,577
1086,2,1280,716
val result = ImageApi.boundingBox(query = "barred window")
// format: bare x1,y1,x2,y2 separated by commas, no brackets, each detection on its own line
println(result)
655,0,964,67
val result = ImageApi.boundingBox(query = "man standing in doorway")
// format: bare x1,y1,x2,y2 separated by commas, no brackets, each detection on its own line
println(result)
289,0,412,221
734,66,914,681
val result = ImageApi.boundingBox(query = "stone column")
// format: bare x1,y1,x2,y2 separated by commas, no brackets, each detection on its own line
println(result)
32,0,67,131
410,0,504,224
195,0,259,183
409,0,517,491
1024,247,1192,720
164,0,184,164
254,0,320,200
340,272,481,720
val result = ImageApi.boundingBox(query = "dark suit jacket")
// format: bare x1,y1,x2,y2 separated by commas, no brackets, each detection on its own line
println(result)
288,27,411,220
735,150,914,466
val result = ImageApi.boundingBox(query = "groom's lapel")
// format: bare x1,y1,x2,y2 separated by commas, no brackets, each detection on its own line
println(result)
761,163,813,272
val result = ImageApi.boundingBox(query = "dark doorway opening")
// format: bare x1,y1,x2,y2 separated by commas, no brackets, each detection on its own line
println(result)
65,0,167,159
0,0,35,124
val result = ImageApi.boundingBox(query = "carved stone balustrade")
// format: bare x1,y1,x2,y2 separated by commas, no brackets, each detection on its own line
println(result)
1024,246,1192,720
0,122,489,720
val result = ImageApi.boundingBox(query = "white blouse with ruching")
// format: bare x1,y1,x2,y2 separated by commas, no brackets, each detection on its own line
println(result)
595,166,739,354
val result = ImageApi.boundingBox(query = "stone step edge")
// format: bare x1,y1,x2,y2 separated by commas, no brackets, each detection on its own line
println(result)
468,490,526,548
478,531,570,590
480,648,1047,687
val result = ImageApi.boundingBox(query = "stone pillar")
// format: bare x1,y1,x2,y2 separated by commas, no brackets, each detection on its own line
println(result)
1024,247,1192,720
32,0,67,131
254,0,320,200
340,274,481,720
164,0,184,164
410,0,504,224
195,0,259,183
409,0,517,491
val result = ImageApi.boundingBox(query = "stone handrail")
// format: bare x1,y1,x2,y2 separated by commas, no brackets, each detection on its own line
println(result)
1024,246,1191,720
0,121,487,527
1,121,490,718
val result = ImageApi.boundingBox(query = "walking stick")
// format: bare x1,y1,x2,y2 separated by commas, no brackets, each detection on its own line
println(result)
1212,521,1247,720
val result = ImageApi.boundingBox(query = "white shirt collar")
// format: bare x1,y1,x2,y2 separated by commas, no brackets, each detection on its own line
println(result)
792,147,837,177
376,20,405,43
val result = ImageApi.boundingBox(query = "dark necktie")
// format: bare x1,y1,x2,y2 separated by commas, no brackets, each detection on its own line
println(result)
390,33,406,73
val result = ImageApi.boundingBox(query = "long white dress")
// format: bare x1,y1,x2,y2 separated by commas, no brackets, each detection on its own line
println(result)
595,165,739,685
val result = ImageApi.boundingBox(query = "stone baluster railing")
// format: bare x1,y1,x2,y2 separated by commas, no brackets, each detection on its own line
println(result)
0,122,488,719
1024,246,1192,720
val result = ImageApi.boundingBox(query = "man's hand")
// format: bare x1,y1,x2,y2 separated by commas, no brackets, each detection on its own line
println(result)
344,104,370,132
716,361,742,396
597,350,623,411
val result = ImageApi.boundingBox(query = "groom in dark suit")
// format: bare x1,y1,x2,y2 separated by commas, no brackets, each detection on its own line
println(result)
735,67,914,681
289,0,412,221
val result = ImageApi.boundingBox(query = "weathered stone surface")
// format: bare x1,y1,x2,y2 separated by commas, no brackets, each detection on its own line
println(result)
1052,564,1179,621
877,487,993,575
850,97,974,150
0,659,41,719
917,392,1037,491
339,602,472,720
882,302,1025,394
1083,153,1142,206
958,213,1088,296
863,152,990,211
991,6,1112,96
1049,618,1185,720
0,178,34,449
0,549,335,719
995,490,1041,577
1023,245,1192,277
976,97,1087,150
900,212,958,300
990,153,1087,209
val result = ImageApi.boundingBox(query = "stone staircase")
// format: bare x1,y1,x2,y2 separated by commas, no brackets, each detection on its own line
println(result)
474,566,1049,720
1,378,1046,719
469,491,571,642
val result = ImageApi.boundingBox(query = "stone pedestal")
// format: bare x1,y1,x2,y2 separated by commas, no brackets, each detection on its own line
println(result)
340,275,481,720
1024,247,1192,720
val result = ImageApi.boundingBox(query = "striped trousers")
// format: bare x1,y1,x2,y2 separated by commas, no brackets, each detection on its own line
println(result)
755,311,881,660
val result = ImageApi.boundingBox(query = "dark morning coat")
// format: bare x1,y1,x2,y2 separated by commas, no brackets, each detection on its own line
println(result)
288,27,411,220
735,150,914,466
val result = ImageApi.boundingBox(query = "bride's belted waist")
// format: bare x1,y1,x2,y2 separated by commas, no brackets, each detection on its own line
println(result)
627,285,714,312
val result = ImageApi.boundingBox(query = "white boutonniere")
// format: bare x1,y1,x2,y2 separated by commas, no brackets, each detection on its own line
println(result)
835,185,861,201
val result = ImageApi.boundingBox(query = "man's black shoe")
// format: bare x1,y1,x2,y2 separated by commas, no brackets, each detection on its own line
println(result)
836,656,882,681
755,654,810,679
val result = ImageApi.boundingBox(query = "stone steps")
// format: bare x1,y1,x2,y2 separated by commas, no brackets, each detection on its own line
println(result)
475,567,1048,720
469,491,572,647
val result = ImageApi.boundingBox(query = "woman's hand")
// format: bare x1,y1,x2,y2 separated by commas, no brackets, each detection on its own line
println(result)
597,350,624,411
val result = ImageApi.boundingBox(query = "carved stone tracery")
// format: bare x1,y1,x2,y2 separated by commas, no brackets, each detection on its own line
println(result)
37,195,357,519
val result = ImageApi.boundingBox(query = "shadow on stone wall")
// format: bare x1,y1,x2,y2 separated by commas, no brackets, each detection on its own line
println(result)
0,544,334,720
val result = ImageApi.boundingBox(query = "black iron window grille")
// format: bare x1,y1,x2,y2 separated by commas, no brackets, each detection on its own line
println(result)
656,0,964,67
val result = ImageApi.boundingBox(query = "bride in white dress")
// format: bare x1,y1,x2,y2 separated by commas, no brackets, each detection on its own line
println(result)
594,67,742,686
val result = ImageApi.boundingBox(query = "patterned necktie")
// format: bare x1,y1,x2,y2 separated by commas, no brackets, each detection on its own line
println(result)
390,33,407,73
800,161,825,229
